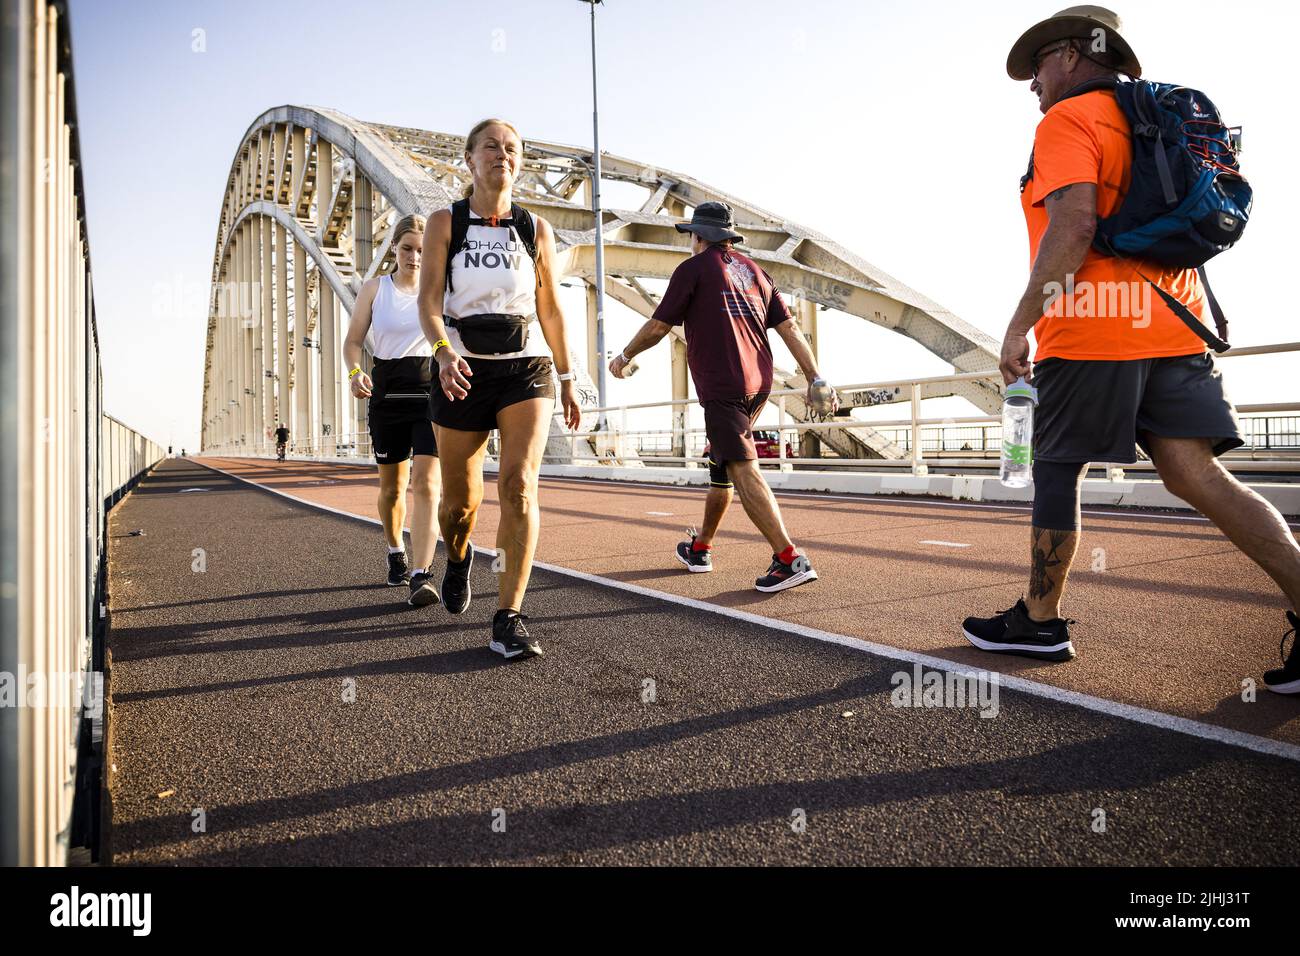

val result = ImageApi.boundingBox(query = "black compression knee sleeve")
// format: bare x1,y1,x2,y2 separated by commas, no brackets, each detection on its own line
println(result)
708,452,732,489
1030,460,1088,531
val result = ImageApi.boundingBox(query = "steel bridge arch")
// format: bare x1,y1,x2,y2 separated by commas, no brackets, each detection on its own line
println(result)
202,105,1001,459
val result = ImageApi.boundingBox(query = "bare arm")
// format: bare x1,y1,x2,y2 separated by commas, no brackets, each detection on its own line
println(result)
611,319,674,378
419,208,473,400
775,318,840,413
343,278,379,398
775,319,821,382
533,216,581,430
1001,181,1098,382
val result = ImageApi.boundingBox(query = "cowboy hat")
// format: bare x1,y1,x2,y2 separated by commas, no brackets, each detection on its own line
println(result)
1006,5,1141,80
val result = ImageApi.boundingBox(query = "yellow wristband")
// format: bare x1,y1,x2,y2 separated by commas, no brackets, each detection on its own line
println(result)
432,339,451,355
348,366,362,379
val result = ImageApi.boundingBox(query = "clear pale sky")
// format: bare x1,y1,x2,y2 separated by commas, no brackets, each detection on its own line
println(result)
67,0,1297,451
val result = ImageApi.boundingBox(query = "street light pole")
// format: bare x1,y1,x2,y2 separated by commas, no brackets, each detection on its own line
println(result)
579,0,609,429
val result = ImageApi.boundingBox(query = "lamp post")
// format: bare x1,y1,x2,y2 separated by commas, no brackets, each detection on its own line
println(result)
577,0,608,429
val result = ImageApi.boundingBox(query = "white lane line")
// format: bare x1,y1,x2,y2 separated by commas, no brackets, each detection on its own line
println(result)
646,511,674,516
539,474,1300,528
194,459,1300,765
920,540,971,548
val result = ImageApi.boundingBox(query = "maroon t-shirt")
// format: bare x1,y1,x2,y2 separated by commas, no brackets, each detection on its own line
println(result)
652,245,792,401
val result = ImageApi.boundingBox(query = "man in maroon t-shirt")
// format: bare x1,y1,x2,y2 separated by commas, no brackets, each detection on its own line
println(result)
610,201,837,593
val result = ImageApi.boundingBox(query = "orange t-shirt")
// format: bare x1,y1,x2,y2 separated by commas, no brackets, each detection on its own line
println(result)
1022,90,1209,361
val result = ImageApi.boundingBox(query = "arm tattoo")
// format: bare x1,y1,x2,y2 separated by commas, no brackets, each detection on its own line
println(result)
1028,528,1071,600
1045,184,1075,204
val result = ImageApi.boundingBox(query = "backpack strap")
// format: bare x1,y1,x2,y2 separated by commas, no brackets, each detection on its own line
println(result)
1132,263,1231,353
445,198,471,294
1125,82,1179,206
1019,78,1119,192
509,203,538,263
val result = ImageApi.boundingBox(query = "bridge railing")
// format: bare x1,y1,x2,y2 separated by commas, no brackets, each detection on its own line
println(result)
1,0,165,867
556,342,1300,478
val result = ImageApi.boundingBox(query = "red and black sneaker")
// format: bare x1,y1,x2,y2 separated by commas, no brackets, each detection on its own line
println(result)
755,552,818,593
675,528,713,573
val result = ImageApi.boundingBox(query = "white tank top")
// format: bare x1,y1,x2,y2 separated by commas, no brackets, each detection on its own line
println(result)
442,206,550,361
368,274,430,359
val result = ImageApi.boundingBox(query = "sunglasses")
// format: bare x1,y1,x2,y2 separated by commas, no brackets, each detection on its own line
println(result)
1031,41,1073,79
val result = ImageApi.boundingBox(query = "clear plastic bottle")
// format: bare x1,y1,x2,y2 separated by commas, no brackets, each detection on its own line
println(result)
808,378,836,416
999,376,1039,488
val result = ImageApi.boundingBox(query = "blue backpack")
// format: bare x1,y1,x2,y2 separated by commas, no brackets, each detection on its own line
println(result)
1024,78,1251,352
1098,79,1251,352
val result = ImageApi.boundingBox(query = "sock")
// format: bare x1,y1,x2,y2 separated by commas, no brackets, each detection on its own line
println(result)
387,544,405,555
410,567,426,577
778,545,799,565
494,608,519,622
692,538,712,552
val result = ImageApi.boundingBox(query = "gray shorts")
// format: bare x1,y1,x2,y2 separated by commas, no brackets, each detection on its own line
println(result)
1033,352,1244,464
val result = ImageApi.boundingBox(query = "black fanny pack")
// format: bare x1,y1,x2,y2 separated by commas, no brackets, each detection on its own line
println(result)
449,313,534,355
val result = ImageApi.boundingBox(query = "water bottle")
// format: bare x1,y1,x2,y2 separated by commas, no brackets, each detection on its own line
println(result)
808,378,836,416
999,376,1038,488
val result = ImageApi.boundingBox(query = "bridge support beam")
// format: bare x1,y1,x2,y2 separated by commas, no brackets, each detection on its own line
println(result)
293,237,312,448
260,214,273,444
319,280,338,456
275,221,289,433
586,284,600,394
671,336,688,459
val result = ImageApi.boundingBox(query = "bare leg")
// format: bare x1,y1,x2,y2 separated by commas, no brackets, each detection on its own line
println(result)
695,485,732,546
726,459,794,555
1025,527,1080,621
408,454,441,571
376,460,410,549
435,425,490,564
493,398,552,611
1148,434,1300,610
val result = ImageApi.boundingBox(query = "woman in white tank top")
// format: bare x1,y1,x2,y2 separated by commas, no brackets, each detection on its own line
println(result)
417,118,582,659
343,214,443,602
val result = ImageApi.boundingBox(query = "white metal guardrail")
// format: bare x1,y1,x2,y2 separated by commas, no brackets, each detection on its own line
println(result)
0,0,165,867
535,342,1300,478
207,342,1300,482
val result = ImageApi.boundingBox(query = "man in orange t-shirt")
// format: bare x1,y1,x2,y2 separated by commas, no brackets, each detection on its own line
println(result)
961,6,1300,695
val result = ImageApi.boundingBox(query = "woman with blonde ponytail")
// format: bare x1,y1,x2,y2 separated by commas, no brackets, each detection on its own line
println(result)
343,213,443,603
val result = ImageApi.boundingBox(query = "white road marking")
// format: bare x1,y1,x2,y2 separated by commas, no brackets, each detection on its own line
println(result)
646,511,673,516
195,458,1300,765
920,540,971,548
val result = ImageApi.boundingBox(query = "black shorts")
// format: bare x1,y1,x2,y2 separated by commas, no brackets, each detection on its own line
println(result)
702,392,769,486
369,398,437,464
1033,352,1244,463
430,356,555,432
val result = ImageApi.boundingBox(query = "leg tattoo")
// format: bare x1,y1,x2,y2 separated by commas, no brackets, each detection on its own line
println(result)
1029,528,1070,600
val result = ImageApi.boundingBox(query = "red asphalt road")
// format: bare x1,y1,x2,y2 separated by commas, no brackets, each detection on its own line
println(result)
200,456,1300,746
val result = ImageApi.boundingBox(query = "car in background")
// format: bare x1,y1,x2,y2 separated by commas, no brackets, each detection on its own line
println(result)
753,430,794,460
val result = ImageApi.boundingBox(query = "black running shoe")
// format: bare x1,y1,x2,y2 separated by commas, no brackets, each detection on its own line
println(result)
407,570,440,608
489,610,542,660
1263,611,1300,695
755,552,818,593
442,549,474,615
962,598,1076,662
387,550,410,586
675,528,713,573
